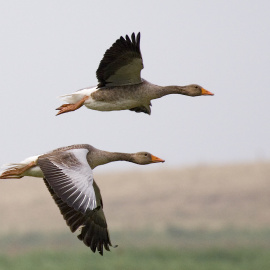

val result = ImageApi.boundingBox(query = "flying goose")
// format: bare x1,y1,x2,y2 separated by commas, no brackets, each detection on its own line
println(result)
0,144,164,255
56,32,213,116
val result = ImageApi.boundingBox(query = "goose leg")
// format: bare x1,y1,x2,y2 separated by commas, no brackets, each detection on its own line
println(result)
0,161,36,179
56,96,89,116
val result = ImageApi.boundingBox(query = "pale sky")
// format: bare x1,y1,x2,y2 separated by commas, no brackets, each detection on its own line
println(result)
0,1,269,172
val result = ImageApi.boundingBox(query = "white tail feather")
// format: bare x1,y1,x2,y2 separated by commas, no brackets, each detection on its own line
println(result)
59,87,97,104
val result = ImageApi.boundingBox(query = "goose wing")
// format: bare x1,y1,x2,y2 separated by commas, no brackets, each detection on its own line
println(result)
37,148,96,213
43,178,114,255
96,32,143,87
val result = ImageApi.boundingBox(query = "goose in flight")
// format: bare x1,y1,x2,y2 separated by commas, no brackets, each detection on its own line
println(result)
56,32,213,116
0,144,164,255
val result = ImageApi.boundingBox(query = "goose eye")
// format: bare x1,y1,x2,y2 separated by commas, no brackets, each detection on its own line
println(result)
144,153,148,157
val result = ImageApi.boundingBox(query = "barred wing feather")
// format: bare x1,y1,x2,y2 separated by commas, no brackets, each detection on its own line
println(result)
38,148,96,213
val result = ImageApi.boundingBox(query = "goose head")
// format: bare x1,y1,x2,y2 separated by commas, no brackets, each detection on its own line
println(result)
182,84,214,97
132,152,165,165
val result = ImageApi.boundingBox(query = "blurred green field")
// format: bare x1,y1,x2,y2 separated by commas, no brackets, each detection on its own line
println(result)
1,228,270,270
1,163,270,269
1,247,270,270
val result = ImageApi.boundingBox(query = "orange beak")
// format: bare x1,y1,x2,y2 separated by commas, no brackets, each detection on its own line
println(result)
201,88,214,96
151,155,165,163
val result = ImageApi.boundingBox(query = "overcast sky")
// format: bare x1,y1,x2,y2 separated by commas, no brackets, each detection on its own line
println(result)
0,1,269,172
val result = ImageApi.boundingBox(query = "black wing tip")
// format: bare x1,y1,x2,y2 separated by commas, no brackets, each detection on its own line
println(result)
122,32,140,42
136,32,141,45
77,225,114,256
118,32,140,44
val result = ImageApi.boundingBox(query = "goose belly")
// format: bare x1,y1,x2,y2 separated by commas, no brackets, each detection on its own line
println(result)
84,98,140,111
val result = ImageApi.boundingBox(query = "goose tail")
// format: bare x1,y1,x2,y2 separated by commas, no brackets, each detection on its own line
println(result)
58,87,97,104
59,93,74,104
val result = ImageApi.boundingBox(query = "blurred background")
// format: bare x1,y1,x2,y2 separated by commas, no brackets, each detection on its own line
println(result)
0,1,269,269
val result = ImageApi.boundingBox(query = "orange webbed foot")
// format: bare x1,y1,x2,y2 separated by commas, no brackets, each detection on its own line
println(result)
0,161,36,179
56,104,78,116
56,96,89,116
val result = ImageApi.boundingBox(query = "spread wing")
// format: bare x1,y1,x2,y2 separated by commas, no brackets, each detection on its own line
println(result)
96,32,143,88
43,178,114,255
37,148,96,213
